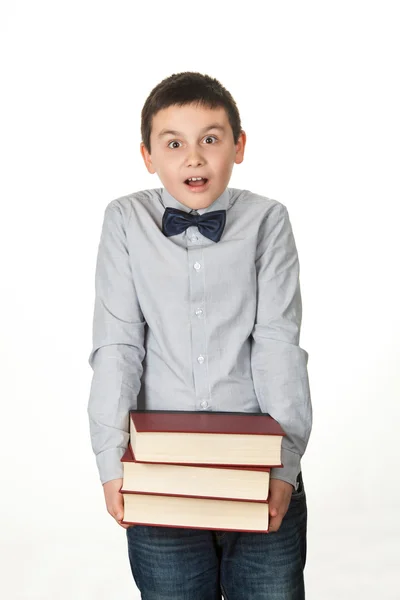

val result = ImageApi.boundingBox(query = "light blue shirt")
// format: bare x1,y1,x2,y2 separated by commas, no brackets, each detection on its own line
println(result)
87,186,312,487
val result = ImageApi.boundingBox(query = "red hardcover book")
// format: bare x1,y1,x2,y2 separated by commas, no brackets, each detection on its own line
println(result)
120,444,271,501
120,490,270,533
131,410,285,435
129,410,285,467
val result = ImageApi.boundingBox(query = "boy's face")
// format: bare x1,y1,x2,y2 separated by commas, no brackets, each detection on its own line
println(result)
140,103,246,210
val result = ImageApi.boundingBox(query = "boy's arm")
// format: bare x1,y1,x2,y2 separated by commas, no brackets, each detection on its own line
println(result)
87,202,146,485
250,202,312,488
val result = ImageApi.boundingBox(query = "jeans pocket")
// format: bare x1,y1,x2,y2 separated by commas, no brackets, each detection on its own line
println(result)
291,471,305,500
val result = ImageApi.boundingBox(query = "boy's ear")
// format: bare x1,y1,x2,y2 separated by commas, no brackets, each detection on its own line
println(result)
140,142,156,174
234,130,246,165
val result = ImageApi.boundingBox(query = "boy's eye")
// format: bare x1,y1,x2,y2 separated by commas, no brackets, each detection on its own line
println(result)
167,135,218,149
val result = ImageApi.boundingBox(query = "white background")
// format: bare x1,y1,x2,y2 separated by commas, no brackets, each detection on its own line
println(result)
1,1,399,598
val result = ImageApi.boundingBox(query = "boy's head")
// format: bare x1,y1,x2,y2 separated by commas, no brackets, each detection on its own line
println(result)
140,72,246,210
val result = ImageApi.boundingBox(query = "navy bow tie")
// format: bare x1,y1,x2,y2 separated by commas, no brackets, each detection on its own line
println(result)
162,207,226,243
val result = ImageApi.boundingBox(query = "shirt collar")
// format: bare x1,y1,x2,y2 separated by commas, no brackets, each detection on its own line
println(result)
161,186,231,215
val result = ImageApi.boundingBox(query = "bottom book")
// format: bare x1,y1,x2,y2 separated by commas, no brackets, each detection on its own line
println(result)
121,492,269,532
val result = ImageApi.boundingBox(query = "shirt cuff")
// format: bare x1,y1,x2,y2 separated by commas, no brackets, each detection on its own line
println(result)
270,446,301,488
96,447,126,485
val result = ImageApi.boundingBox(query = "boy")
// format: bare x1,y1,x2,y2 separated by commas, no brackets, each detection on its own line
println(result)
87,72,312,599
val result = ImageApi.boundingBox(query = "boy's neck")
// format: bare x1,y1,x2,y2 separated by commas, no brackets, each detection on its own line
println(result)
161,187,231,215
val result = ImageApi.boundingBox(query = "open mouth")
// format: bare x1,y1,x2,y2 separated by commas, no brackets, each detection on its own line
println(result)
184,177,209,189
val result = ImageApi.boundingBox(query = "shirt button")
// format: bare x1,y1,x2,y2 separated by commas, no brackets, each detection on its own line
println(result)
194,262,201,270
192,236,198,241
197,355,204,364
195,308,203,317
200,400,209,409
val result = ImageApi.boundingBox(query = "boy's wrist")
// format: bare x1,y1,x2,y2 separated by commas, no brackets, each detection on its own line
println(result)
270,447,301,489
96,447,125,485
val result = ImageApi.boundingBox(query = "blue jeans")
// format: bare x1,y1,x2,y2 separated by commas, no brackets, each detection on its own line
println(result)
126,471,307,600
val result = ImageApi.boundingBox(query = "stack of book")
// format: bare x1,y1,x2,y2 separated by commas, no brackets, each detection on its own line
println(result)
120,410,286,532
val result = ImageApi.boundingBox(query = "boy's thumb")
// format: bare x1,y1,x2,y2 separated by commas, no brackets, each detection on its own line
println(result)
115,497,124,521
115,508,123,521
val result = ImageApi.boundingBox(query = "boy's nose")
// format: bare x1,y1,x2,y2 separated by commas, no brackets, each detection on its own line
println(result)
186,153,205,166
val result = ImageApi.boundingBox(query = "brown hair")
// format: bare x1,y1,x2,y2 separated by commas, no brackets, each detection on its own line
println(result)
141,72,243,153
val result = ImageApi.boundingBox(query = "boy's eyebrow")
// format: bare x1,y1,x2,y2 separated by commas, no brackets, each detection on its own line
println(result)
157,124,226,139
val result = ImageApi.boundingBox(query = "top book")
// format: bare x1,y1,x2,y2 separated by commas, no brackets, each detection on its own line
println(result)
129,410,285,467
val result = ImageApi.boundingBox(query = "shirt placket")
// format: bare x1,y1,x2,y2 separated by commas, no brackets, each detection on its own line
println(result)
186,210,212,411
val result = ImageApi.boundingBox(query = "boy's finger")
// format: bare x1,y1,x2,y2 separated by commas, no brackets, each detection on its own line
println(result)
268,503,283,532
114,510,131,529
111,509,129,528
268,515,282,533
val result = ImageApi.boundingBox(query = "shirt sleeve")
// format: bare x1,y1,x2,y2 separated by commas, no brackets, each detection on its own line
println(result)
250,202,312,488
87,202,146,485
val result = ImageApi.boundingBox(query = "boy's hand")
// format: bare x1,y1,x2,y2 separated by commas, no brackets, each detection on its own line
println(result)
102,478,132,529
268,478,294,533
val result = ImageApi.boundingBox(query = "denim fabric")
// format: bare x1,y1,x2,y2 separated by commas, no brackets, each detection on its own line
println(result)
126,472,307,600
